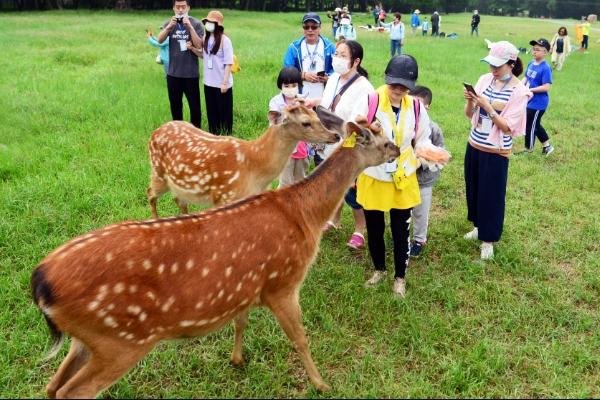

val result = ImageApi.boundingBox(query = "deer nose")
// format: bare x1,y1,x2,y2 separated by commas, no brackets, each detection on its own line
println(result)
332,133,341,142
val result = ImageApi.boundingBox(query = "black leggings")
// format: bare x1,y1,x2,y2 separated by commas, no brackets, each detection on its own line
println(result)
204,85,233,135
525,108,549,150
364,208,412,279
166,75,201,128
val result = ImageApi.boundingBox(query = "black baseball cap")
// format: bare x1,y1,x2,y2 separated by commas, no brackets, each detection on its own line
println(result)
302,12,321,24
529,38,550,51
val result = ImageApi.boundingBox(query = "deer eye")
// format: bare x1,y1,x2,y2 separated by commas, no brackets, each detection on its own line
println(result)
302,122,312,128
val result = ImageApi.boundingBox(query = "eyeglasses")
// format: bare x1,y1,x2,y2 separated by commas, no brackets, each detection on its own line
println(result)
531,47,546,52
303,24,320,31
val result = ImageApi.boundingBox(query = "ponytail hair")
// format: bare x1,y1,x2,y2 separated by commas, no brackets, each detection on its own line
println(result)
509,57,523,77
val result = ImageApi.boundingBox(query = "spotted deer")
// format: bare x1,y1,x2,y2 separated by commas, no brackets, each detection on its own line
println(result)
147,104,341,218
31,116,400,398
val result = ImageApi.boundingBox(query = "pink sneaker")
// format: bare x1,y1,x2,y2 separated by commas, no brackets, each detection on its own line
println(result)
346,232,365,250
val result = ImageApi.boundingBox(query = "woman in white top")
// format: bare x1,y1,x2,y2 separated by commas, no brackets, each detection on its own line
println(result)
307,39,374,250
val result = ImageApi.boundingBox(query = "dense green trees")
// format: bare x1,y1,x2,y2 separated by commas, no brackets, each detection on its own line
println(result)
1,0,596,19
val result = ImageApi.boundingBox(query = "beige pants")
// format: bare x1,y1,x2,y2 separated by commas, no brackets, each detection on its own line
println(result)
277,157,309,188
552,52,567,70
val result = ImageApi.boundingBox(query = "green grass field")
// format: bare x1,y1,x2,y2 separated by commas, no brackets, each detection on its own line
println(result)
0,9,599,398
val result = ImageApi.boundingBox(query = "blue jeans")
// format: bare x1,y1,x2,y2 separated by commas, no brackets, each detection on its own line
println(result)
390,40,402,57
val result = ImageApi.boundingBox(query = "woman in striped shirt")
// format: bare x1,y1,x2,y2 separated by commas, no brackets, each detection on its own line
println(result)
462,41,531,260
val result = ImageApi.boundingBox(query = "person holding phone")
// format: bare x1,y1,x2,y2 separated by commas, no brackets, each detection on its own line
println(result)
283,12,334,99
462,41,531,260
157,0,204,128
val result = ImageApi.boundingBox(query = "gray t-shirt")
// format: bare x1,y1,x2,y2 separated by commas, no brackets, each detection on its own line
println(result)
416,120,445,187
162,16,204,78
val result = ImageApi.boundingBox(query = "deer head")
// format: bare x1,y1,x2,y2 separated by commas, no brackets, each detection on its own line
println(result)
278,104,340,144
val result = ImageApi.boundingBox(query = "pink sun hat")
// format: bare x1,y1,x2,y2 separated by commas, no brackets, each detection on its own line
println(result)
481,41,519,67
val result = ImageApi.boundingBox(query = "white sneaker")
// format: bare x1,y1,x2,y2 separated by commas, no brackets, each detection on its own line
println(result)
464,227,479,240
392,278,406,298
365,270,387,287
481,242,494,260
155,54,163,64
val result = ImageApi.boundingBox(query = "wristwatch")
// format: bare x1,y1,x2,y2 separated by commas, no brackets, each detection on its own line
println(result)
489,111,498,119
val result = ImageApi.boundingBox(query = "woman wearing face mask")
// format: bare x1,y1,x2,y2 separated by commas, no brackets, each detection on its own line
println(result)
462,41,530,260
199,10,234,135
312,39,374,251
358,54,449,298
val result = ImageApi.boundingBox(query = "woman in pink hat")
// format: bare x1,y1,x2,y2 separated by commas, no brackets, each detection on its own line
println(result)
197,10,235,135
462,41,531,260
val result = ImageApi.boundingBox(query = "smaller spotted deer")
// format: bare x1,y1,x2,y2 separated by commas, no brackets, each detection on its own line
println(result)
147,104,341,218
32,117,399,398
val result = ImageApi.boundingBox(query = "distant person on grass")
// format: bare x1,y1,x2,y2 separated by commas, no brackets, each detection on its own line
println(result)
410,9,421,36
158,0,204,128
462,41,530,260
523,38,554,156
380,12,405,57
408,85,445,258
578,16,591,52
550,27,572,71
471,10,480,36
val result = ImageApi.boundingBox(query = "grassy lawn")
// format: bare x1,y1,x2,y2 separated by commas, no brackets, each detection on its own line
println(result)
0,9,599,398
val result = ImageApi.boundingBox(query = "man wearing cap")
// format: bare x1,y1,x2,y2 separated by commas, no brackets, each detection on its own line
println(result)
327,7,342,38
410,9,421,36
523,38,554,155
283,12,334,99
158,0,205,128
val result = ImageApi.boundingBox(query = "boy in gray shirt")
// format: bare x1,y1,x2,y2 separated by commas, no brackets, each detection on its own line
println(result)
409,86,445,257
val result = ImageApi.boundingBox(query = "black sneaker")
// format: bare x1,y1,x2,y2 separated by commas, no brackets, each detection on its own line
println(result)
542,144,554,156
409,241,424,257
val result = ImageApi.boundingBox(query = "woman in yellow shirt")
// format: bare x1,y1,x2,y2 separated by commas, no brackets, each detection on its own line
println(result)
357,55,449,297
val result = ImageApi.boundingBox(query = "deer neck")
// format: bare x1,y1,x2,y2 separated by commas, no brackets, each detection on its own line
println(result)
248,125,298,177
292,148,363,230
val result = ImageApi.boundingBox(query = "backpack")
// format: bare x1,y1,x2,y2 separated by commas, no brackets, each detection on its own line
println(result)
367,92,421,145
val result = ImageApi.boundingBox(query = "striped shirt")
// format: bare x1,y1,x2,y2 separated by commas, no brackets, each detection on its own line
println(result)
469,83,514,155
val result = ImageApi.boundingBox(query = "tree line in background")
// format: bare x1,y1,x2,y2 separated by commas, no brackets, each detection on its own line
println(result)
2,0,596,19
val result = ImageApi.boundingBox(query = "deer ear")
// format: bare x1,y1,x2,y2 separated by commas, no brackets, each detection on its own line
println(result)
315,105,345,133
347,122,372,147
281,104,300,124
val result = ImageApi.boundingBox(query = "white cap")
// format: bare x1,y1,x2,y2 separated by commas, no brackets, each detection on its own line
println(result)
481,41,519,67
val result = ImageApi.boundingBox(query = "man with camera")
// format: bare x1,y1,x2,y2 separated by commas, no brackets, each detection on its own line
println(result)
158,0,204,128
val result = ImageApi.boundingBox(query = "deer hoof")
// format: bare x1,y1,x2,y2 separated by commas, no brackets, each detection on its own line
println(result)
315,381,331,392
230,355,245,367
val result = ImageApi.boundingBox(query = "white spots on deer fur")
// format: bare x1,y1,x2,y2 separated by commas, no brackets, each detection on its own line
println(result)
125,333,135,341
211,252,218,261
146,291,156,301
235,150,245,163
259,262,266,271
96,309,107,318
209,316,220,323
113,282,125,294
284,257,290,265
226,293,234,302
239,298,249,306
171,262,179,274
195,301,204,310
186,259,195,270
127,305,141,315
156,326,165,333
129,284,138,293
118,331,127,338
254,287,261,295
236,282,243,292
104,316,118,328
268,271,279,280
96,285,108,301
179,320,195,328
161,296,175,312
158,263,165,274
139,312,147,322
143,259,152,270
126,260,134,270
225,266,232,277
202,267,210,277
107,303,115,311
216,280,223,288
105,252,113,262
87,300,100,311
218,289,224,299
227,171,240,184
285,266,292,275
195,319,208,326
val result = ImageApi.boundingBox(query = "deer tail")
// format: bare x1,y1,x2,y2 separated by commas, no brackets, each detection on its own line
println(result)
31,265,65,361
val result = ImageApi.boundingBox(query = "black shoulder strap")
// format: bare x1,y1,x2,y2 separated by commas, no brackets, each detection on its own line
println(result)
330,73,361,112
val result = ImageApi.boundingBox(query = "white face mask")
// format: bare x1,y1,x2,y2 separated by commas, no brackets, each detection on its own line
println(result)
205,22,215,32
175,12,188,20
500,72,512,81
281,86,299,99
332,56,351,75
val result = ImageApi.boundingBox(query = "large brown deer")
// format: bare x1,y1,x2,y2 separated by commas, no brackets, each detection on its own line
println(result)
31,117,400,398
147,104,341,218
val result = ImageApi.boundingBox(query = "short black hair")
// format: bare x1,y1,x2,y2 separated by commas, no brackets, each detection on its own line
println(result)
277,67,303,90
410,85,433,106
173,0,190,6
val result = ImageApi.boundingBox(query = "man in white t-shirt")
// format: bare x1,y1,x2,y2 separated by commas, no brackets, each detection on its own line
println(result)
283,12,335,99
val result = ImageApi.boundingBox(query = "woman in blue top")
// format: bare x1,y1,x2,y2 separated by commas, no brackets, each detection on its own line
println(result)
523,38,554,155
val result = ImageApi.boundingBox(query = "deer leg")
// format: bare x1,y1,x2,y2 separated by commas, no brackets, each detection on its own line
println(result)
174,197,189,215
230,309,249,366
147,173,168,219
46,338,90,399
266,294,331,392
55,342,153,399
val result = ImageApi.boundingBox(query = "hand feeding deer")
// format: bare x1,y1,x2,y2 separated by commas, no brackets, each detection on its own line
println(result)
32,116,400,398
147,104,341,218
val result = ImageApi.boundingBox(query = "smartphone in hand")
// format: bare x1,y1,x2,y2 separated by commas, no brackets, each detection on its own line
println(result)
316,71,325,77
463,82,477,95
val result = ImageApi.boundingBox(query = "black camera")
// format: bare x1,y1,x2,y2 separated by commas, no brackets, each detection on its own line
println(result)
176,17,183,23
